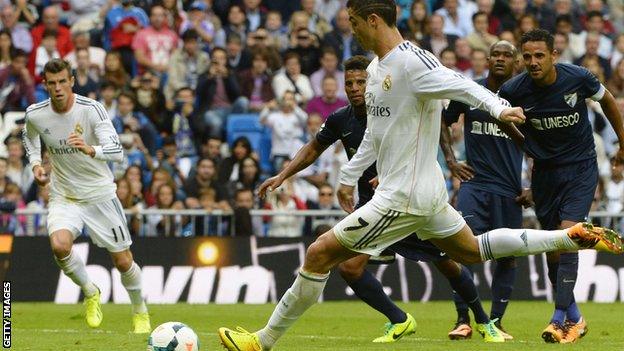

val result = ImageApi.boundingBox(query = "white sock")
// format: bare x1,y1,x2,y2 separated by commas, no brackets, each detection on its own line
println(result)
55,251,98,297
120,262,148,314
478,228,577,261
257,270,329,349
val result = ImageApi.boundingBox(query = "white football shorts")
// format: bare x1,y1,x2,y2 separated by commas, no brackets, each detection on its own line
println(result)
333,199,465,256
47,197,132,252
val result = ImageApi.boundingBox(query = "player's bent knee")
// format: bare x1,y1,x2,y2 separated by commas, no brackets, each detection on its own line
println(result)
111,250,133,272
50,232,73,259
433,259,461,278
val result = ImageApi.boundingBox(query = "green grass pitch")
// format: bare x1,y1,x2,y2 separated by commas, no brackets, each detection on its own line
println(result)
12,301,624,350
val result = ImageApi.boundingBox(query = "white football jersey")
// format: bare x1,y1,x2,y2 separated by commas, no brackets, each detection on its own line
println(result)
339,41,509,215
22,94,124,204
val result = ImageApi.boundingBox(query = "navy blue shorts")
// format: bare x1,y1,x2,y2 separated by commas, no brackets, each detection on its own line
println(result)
388,234,448,262
532,159,598,230
456,183,523,235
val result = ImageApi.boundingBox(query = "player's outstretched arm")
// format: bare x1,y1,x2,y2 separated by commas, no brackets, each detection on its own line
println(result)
257,139,329,198
598,89,624,164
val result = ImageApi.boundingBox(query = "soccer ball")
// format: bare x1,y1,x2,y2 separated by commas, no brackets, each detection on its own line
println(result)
147,322,199,351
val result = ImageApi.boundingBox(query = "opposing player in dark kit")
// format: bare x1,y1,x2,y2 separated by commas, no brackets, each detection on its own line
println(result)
498,29,624,343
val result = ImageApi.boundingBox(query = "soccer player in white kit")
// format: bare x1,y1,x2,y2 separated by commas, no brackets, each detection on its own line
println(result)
21,59,151,333
218,1,623,349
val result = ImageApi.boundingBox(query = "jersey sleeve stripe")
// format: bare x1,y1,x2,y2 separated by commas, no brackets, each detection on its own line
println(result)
93,101,110,122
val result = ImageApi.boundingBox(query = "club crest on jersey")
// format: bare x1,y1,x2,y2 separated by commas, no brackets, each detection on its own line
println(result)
74,123,83,135
564,92,577,107
382,75,392,91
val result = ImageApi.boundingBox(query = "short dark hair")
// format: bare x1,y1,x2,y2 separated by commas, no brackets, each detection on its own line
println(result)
520,29,554,51
586,11,603,21
555,14,572,25
100,80,116,90
42,58,73,78
226,32,243,45
235,188,253,199
320,46,338,59
42,29,57,39
346,0,397,27
118,90,136,104
9,48,27,60
343,55,370,71
283,51,300,63
472,11,487,22
181,28,199,41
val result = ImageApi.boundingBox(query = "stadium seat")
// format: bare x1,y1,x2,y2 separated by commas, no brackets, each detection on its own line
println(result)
226,113,274,173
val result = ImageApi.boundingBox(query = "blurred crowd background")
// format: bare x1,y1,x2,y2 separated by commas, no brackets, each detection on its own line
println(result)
0,0,623,237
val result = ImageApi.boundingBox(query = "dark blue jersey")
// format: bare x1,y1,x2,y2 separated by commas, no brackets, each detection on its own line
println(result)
444,78,523,198
316,105,376,206
498,63,603,167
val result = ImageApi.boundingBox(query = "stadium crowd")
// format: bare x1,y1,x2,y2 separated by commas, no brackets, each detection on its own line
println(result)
0,0,623,237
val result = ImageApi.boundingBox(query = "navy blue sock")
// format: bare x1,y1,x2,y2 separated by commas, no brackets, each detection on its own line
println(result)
347,269,407,324
551,252,579,324
547,259,558,292
490,257,517,322
449,266,489,324
566,298,581,323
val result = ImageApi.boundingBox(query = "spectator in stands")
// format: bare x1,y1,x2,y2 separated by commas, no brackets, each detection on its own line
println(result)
161,0,186,33
245,28,282,72
29,6,73,75
315,0,341,23
231,188,263,236
183,157,229,209
304,183,341,236
99,81,118,119
265,10,289,52
12,0,37,27
132,71,168,131
612,34,624,71
0,49,35,113
73,48,99,100
514,14,539,44
1,182,25,235
238,48,275,112
0,158,11,195
421,14,458,58
179,1,222,52
0,29,12,70
102,51,130,89
166,29,210,102
34,29,60,79
218,136,255,183
300,0,332,39
289,28,321,76
321,8,366,65
607,59,624,97
114,129,154,183
26,184,48,236
554,32,574,64
167,87,206,176
554,0,582,32
243,0,266,32
157,136,189,189
574,32,612,79
144,167,174,207
224,4,248,45
0,4,32,53
476,0,500,35
196,47,249,139
310,47,345,100
466,11,498,52
260,91,307,171
115,178,143,236
306,76,347,121
398,0,429,42
103,0,148,74
264,177,306,237
145,183,187,237
132,4,179,76
226,32,252,73
500,0,528,32
578,11,613,60
527,0,557,32
201,137,223,164
64,30,107,74
454,38,472,71
440,47,459,70
465,48,488,79
225,156,261,201
272,51,314,104
555,14,583,59
5,137,31,195
435,0,475,37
